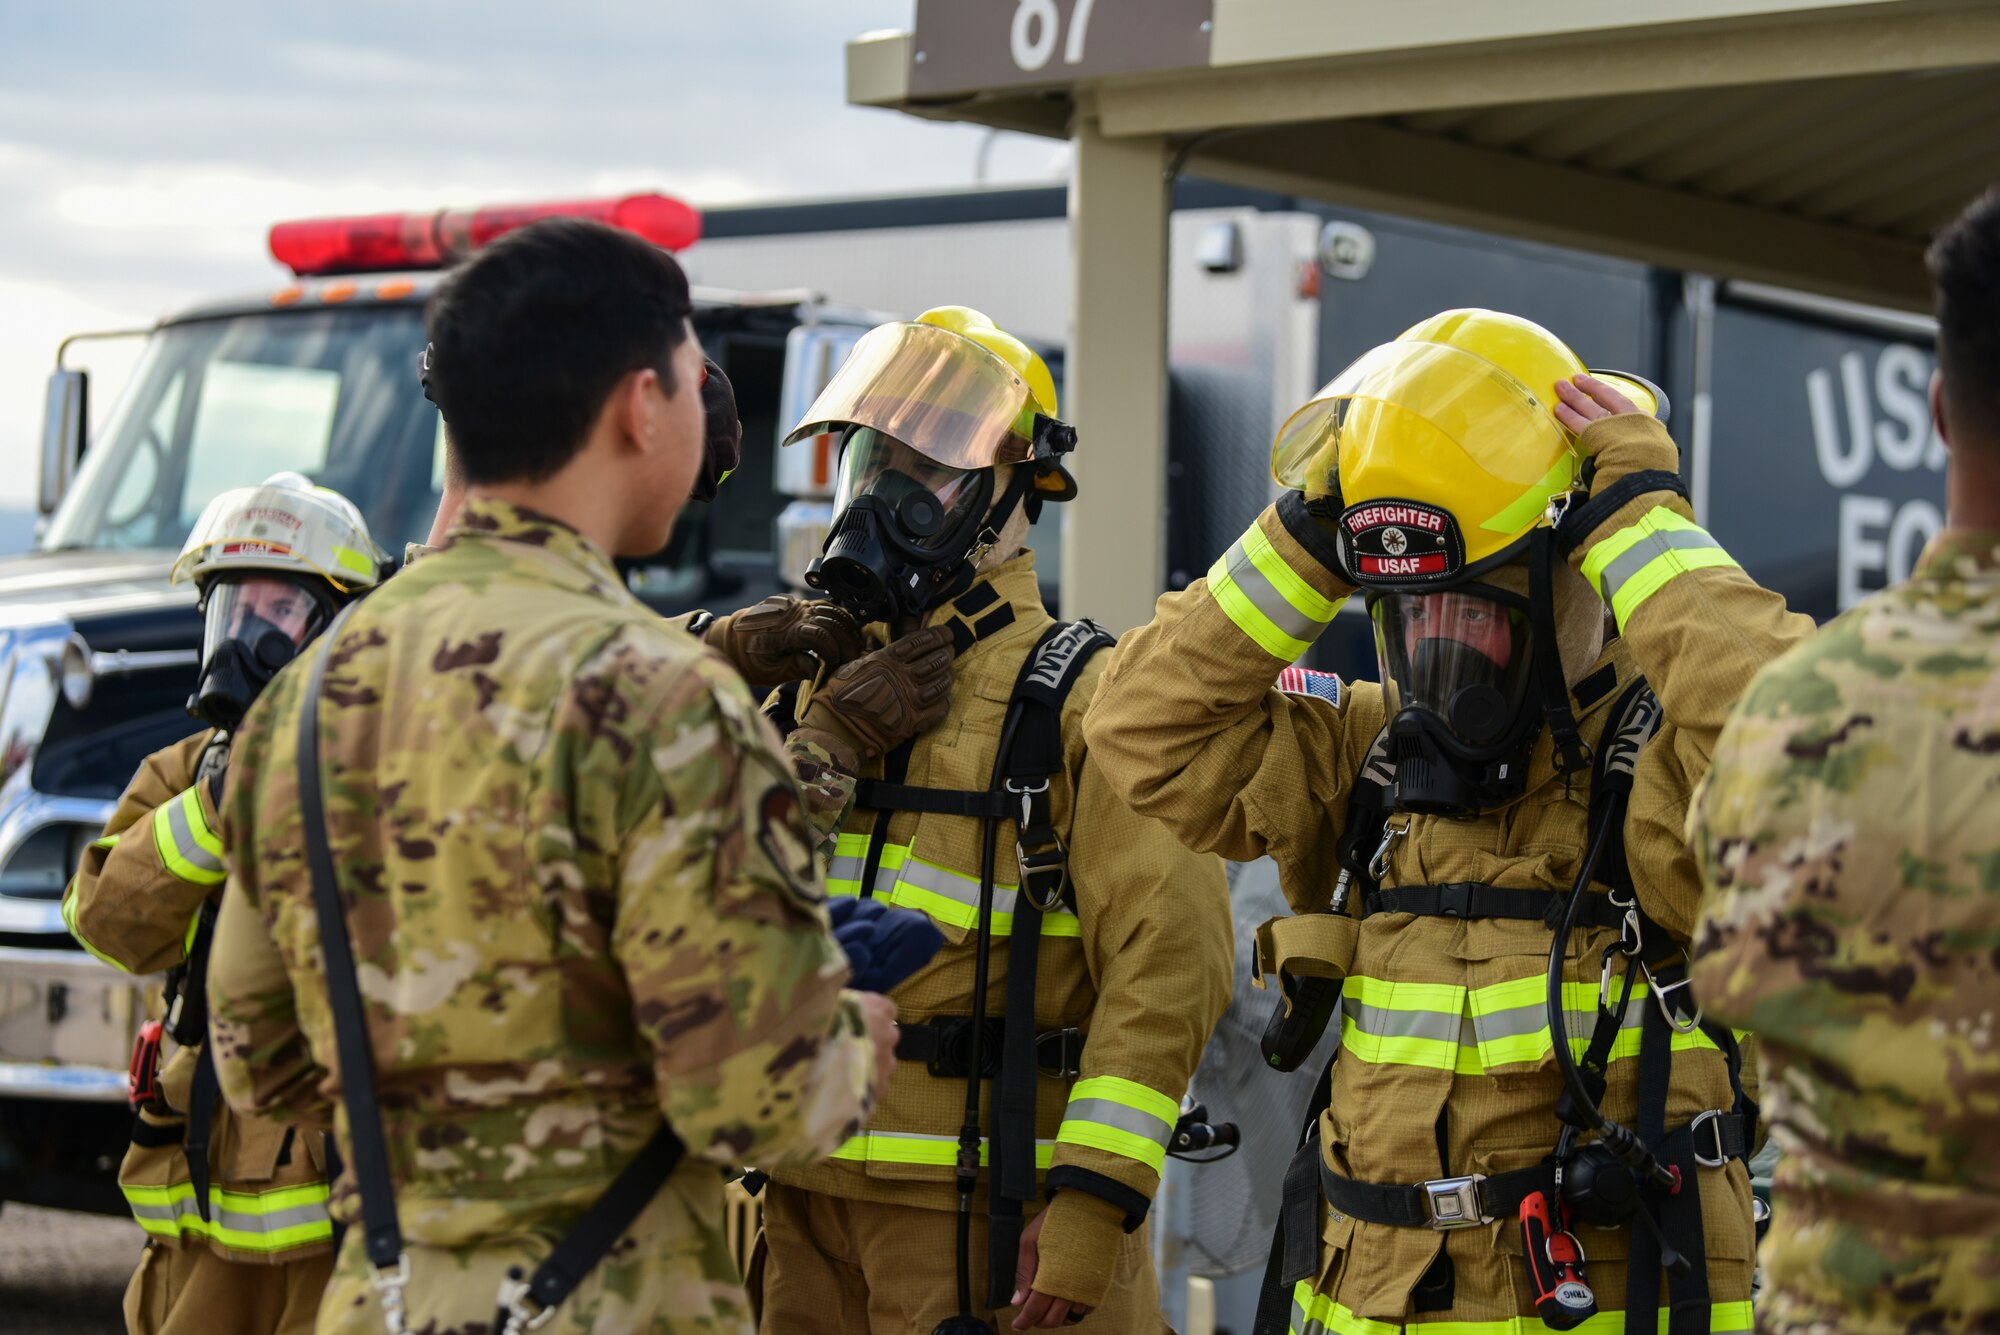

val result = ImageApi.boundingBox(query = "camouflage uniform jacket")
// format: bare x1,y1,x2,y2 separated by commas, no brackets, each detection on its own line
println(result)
208,498,877,1260
63,728,333,1263
1690,528,2000,1335
1083,414,1813,1330
768,554,1235,1234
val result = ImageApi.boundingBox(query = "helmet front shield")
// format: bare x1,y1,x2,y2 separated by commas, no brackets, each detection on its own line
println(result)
782,322,1041,471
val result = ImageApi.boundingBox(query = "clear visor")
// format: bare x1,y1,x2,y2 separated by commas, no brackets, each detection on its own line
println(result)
832,428,987,550
201,576,324,666
1273,341,1575,493
782,322,1036,469
1372,588,1535,755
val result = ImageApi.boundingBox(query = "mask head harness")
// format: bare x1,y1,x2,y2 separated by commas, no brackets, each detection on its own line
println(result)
1338,495,1589,818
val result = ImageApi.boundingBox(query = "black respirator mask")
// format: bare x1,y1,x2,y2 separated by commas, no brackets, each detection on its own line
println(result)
807,427,1033,623
1370,584,1542,818
189,577,328,731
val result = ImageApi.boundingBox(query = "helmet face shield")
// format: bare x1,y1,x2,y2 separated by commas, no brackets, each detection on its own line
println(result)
783,322,1039,469
1372,586,1535,758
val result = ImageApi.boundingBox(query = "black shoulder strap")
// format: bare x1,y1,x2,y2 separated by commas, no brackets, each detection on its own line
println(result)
1586,676,1663,895
1334,725,1394,906
984,618,1115,1310
298,601,685,1334
296,602,406,1292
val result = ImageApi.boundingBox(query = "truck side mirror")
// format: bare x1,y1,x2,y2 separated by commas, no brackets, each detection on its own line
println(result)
39,368,88,516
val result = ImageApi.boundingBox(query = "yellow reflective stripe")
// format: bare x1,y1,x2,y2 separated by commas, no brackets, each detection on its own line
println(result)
1058,1076,1180,1174
826,841,1081,938
332,544,374,576
61,881,133,973
183,905,203,958
1580,506,1740,631
829,1130,1055,1169
1290,1284,1753,1335
1479,453,1578,536
1207,521,1346,661
92,834,119,850
121,1179,333,1255
151,789,226,887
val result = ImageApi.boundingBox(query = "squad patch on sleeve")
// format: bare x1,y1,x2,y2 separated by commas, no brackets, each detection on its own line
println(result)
1277,666,1342,705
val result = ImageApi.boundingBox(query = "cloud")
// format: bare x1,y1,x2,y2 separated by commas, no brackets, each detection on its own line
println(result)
0,2,1085,511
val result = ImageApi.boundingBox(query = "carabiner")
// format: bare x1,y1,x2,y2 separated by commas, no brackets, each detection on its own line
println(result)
1368,818,1410,883
1640,951,1704,1035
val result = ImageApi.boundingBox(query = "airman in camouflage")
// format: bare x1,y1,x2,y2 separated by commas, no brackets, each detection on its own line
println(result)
208,218,898,1334
1689,187,2000,1335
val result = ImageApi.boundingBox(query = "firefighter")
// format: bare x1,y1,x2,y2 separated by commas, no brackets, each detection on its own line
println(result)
752,305,1235,1334
1083,309,1813,1335
61,471,384,1335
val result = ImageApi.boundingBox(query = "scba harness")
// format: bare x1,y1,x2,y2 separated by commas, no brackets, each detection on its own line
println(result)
1254,675,1758,1335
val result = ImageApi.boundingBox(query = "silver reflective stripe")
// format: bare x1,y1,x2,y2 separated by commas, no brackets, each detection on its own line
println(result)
163,796,225,877
1291,1295,1325,1335
1597,525,1720,606
1063,1096,1172,1146
1223,539,1330,646
1340,995,1462,1045
1476,997,1642,1044
126,1191,330,1238
827,853,865,886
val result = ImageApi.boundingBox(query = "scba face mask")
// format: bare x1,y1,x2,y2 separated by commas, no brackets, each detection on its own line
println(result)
808,427,1026,623
1371,584,1541,818
190,575,327,730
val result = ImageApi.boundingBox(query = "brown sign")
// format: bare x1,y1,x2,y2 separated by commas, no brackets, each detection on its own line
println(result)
909,0,1213,97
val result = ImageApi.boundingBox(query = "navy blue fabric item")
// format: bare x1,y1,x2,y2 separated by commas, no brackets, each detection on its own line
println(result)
829,896,945,993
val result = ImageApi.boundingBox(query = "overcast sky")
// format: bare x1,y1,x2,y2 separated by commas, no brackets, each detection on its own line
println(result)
0,1,1071,510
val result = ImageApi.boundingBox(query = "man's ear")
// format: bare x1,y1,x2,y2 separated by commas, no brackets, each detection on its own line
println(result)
1931,370,1954,452
611,367,656,455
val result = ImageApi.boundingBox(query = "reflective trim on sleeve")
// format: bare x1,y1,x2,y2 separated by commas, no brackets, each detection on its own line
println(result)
61,881,134,973
1208,522,1348,661
1339,973,1732,1076
826,833,1081,938
122,1178,333,1256
1057,1075,1180,1174
829,1129,1056,1170
1290,1285,1752,1335
1581,506,1741,631
152,789,227,888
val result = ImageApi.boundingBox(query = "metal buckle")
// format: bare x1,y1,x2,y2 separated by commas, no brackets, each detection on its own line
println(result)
496,1273,558,1335
1640,951,1704,1034
370,1254,412,1335
1690,1109,1730,1169
1034,1026,1085,1080
1420,1174,1487,1229
1016,838,1070,912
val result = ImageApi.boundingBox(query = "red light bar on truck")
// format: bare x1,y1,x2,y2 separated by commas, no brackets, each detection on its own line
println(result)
268,193,703,277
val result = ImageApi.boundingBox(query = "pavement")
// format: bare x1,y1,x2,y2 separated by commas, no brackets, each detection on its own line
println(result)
0,1204,141,1334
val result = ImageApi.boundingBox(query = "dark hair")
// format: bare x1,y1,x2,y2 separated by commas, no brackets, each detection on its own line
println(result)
424,218,695,484
1926,186,2000,446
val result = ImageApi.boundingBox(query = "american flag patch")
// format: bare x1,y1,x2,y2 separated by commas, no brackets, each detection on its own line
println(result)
1277,666,1342,704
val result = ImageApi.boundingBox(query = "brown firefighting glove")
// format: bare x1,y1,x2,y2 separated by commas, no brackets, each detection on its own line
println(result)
1019,1190,1127,1313
794,626,956,767
705,596,868,690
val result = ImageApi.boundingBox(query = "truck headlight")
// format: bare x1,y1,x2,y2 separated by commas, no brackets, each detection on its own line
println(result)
59,633,94,711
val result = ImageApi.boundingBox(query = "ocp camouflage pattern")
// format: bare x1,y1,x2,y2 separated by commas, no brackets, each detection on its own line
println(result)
1691,528,2000,1335
208,498,876,1333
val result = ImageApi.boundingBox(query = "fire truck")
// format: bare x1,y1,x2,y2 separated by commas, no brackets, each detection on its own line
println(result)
0,177,1941,1253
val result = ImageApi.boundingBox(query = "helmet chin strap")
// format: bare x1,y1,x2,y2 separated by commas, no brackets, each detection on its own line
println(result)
1529,524,1592,776
935,465,1037,604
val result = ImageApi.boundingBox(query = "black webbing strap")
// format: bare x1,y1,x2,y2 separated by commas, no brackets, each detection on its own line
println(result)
1252,1049,1337,1335
893,1015,1084,1079
1316,1156,1558,1230
181,1045,220,1223
1366,882,1630,930
852,781,1008,819
296,601,404,1281
985,619,1114,1310
1529,526,1592,776
1625,1000,1673,1335
1555,470,1689,559
855,739,915,901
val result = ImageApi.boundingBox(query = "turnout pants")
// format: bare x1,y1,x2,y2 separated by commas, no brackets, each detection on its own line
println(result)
124,1239,334,1335
754,1183,1170,1335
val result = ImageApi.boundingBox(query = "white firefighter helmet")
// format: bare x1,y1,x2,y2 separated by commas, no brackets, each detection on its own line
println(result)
170,472,385,597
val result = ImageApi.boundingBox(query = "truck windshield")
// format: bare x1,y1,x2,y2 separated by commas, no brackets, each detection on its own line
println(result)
42,305,442,556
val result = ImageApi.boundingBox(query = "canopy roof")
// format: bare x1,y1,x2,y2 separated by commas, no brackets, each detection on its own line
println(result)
850,0,2000,311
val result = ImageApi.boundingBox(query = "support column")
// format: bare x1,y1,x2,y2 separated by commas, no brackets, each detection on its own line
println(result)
1061,108,1170,635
